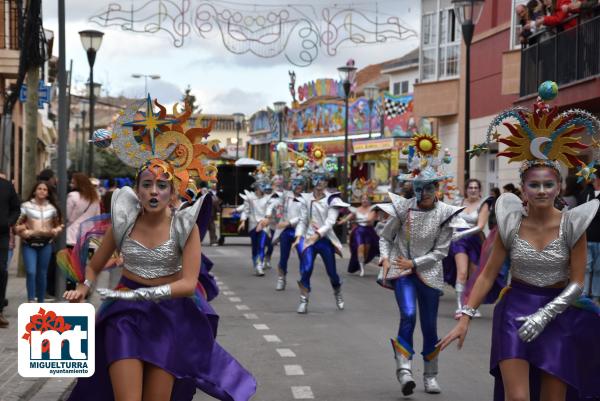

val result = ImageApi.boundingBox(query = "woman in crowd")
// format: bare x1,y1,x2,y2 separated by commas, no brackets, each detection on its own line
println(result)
16,181,63,302
444,179,491,318
66,172,101,248
439,82,600,401
562,175,581,209
338,194,379,277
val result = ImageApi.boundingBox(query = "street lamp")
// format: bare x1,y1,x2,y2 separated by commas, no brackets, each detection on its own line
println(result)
452,0,484,181
233,112,245,206
364,85,379,139
273,101,286,173
131,73,161,96
337,64,357,202
79,29,104,176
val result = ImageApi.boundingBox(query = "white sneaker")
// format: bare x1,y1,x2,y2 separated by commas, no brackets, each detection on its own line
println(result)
297,295,308,314
275,277,286,291
424,376,441,394
255,264,265,277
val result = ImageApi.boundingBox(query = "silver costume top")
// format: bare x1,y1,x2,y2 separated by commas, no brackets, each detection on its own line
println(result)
458,197,488,227
496,193,599,287
111,186,206,279
239,190,275,232
19,200,59,232
349,206,372,227
378,193,464,290
295,191,350,254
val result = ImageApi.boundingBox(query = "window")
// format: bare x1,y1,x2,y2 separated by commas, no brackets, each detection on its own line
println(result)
510,0,528,49
393,82,401,95
421,49,436,81
420,7,460,82
401,80,409,94
422,13,437,46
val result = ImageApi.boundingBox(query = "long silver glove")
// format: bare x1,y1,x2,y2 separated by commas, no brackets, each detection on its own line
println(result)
96,284,172,302
452,226,481,241
516,282,582,342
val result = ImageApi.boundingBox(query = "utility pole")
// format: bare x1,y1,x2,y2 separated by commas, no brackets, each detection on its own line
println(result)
23,66,39,196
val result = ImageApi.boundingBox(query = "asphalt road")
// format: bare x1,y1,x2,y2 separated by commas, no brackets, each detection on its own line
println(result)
193,238,495,401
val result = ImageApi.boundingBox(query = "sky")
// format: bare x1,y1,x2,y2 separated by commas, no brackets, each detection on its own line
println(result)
42,0,420,116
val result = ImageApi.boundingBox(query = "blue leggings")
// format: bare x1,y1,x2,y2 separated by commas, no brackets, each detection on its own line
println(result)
249,228,269,265
394,274,441,360
266,229,274,259
278,227,300,275
22,243,53,302
298,237,341,292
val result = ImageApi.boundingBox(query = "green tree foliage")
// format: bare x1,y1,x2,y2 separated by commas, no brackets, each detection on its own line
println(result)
182,85,200,113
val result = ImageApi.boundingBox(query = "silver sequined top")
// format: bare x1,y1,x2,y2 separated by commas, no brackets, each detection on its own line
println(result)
349,207,372,226
458,198,488,227
121,218,181,279
378,193,464,290
496,193,599,287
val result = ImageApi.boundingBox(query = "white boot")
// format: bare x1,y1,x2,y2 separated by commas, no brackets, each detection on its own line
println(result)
276,276,286,291
297,294,309,314
333,287,344,310
423,359,441,394
391,340,416,396
454,282,465,318
255,262,265,277
359,262,365,277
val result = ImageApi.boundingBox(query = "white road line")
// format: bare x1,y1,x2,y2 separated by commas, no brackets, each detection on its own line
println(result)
291,386,314,399
236,305,250,311
284,365,305,376
228,297,242,303
263,334,281,343
220,286,229,290
252,324,269,330
222,291,235,296
243,313,258,320
276,348,296,358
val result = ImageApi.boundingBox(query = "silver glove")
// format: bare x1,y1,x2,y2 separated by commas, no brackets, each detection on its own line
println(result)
516,282,582,343
452,226,481,241
96,284,172,302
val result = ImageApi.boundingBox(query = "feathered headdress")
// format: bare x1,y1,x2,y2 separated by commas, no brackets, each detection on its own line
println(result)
398,132,452,183
91,95,221,200
486,81,600,182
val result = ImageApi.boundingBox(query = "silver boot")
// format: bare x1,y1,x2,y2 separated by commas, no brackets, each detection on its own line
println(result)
333,287,344,310
391,340,416,396
297,294,309,314
255,262,265,277
423,358,441,394
276,276,286,291
454,282,465,318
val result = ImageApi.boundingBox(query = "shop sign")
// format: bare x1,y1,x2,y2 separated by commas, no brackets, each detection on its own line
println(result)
353,138,395,153
298,79,344,102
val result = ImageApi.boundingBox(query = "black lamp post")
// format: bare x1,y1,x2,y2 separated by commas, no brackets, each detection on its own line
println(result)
79,29,104,176
364,85,379,139
452,0,484,181
233,112,245,206
79,100,88,172
273,101,286,173
337,65,357,202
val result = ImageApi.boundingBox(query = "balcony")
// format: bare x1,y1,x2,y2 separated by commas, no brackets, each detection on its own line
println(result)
520,10,600,97
0,0,20,77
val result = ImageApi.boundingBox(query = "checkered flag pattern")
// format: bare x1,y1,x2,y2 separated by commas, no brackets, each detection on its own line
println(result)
384,97,407,119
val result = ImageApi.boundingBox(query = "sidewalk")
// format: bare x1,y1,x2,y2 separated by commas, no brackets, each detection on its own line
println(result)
0,259,74,401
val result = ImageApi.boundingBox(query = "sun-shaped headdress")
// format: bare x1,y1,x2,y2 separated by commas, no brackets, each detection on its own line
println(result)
486,81,600,182
398,132,452,183
92,95,223,200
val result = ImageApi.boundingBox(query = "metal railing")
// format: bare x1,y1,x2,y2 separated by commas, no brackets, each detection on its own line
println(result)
520,9,600,97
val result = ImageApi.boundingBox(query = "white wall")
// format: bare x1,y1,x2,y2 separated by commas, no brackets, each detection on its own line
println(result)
438,115,459,183
387,67,419,96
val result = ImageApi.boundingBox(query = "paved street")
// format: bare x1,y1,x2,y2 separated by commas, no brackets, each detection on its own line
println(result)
1,238,495,401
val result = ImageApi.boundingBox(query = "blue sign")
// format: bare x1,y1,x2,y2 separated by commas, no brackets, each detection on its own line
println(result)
19,80,52,109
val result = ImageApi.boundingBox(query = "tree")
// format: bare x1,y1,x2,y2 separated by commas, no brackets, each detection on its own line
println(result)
182,85,200,113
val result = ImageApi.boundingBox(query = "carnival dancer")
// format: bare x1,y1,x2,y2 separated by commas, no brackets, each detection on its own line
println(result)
63,96,256,401
238,167,276,276
443,178,492,318
377,132,464,396
263,175,284,270
439,82,600,401
337,194,379,277
271,170,306,291
293,149,349,314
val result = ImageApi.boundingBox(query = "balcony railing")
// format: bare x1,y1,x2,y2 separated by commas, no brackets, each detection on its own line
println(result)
0,0,20,50
520,10,600,97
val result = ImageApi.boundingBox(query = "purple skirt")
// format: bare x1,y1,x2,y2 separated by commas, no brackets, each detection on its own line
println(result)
491,280,600,401
348,225,380,273
67,276,257,401
443,229,483,287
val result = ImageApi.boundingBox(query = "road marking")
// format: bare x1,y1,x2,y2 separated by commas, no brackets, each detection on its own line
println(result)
263,334,281,343
229,297,242,303
284,365,305,376
236,305,250,311
244,313,258,319
291,386,314,399
222,291,235,296
253,324,269,330
276,348,296,358
220,286,229,290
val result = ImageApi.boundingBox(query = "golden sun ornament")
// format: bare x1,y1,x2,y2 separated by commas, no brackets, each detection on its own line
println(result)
311,146,325,161
411,133,441,157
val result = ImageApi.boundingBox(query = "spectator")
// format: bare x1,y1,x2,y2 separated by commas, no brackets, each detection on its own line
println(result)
209,183,222,246
37,168,57,190
562,175,581,209
0,173,20,328
536,0,577,30
490,187,501,199
502,183,522,198
516,3,535,45
66,173,101,248
15,181,64,303
101,177,118,214
578,173,600,302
